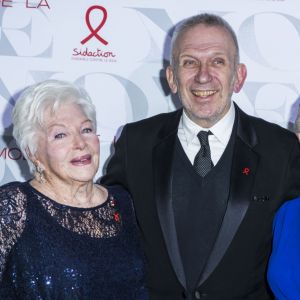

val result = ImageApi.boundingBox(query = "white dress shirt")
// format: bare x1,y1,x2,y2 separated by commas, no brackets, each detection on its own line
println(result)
177,102,235,166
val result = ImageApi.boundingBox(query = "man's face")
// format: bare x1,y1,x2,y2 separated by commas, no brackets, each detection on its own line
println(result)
166,24,247,128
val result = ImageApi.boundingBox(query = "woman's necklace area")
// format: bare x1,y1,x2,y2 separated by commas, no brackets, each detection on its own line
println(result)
34,179,106,208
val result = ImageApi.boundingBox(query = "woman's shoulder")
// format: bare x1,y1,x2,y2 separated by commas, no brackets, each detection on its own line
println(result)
273,197,300,234
0,180,29,196
98,184,135,217
268,197,300,296
1,180,27,189
99,184,132,200
276,197,300,218
0,181,29,213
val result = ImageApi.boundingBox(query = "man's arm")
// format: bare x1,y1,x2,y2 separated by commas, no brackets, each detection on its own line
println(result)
99,125,129,189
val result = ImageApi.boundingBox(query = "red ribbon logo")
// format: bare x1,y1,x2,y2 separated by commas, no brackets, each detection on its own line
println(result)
242,167,250,175
81,5,108,45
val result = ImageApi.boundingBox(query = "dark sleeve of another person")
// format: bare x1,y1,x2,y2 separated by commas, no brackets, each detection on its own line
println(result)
99,125,129,189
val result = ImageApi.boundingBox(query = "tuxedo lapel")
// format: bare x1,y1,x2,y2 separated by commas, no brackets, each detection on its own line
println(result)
153,109,187,289
198,105,259,286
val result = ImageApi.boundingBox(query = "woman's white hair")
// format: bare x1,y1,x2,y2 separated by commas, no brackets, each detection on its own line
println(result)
12,79,97,173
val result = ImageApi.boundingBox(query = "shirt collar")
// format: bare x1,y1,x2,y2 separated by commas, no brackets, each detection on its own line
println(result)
181,102,235,146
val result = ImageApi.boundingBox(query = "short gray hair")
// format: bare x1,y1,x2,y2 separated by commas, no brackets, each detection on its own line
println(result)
170,13,240,66
295,105,300,133
12,79,97,173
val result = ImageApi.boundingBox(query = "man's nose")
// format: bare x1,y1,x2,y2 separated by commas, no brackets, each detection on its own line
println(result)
194,64,212,83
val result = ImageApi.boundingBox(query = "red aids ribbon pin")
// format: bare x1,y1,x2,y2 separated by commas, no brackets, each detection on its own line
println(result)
81,5,108,45
242,167,250,175
114,213,120,222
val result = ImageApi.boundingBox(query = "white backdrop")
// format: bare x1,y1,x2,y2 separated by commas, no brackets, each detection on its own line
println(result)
1,0,300,185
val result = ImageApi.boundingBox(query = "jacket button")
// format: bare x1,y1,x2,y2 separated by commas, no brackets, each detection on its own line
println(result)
195,290,207,299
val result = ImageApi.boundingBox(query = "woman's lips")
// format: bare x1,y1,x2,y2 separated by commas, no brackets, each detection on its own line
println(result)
71,154,92,165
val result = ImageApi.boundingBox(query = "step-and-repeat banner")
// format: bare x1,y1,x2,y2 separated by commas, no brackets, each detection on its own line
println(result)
1,0,300,185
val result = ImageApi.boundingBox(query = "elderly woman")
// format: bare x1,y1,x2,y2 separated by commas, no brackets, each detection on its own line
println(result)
0,80,148,299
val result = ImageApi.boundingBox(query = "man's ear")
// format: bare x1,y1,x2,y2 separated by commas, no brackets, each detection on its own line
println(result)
233,63,247,93
166,66,178,94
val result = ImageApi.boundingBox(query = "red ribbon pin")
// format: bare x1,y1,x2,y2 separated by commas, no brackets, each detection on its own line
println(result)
81,5,108,45
242,167,250,175
114,212,120,222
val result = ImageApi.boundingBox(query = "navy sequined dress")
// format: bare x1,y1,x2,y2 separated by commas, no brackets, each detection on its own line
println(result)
0,181,148,300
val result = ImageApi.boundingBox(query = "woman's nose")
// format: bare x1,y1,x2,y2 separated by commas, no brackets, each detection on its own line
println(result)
73,133,86,149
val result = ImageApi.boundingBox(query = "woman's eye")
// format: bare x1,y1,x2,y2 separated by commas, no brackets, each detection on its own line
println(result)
54,133,66,139
82,128,93,134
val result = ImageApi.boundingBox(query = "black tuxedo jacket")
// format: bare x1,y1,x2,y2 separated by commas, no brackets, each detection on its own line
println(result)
100,105,300,300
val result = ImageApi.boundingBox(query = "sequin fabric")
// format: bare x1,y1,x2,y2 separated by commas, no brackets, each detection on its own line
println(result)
0,181,148,300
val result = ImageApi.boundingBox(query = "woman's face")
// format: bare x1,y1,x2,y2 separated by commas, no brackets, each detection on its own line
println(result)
34,100,100,186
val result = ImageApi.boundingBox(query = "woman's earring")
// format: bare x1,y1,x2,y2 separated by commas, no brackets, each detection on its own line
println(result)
35,162,45,184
